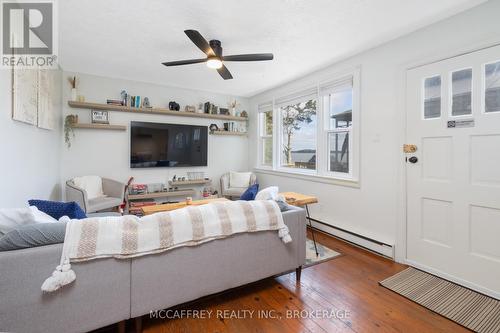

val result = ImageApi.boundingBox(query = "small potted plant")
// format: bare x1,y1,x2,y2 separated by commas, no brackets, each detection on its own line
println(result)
64,114,78,148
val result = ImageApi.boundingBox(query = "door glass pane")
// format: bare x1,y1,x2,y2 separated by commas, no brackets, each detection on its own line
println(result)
329,131,349,173
329,87,353,129
485,61,500,113
262,138,273,166
424,76,441,119
280,98,317,170
451,69,472,116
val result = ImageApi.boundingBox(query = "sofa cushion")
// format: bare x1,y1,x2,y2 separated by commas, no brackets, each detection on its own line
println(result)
240,184,259,201
0,206,57,236
255,186,279,201
28,200,87,220
229,172,252,188
0,222,66,251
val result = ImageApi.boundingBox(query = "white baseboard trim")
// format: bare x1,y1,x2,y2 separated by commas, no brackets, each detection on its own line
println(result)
405,259,500,300
310,220,394,259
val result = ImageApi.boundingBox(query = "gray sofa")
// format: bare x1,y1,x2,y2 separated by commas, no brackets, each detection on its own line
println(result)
0,207,306,333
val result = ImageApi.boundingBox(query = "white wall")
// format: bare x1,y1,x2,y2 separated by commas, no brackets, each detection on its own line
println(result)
61,72,250,198
249,0,500,247
0,69,62,207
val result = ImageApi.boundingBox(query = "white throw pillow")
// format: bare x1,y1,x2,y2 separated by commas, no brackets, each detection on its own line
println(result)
73,176,104,200
0,206,56,236
255,186,279,201
229,172,252,188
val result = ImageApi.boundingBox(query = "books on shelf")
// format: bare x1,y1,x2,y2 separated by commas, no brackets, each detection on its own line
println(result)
106,99,124,106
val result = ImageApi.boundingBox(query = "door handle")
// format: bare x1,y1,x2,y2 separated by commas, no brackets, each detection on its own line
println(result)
408,156,418,164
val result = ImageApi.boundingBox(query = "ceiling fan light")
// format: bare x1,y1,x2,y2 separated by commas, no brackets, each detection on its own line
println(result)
207,58,223,69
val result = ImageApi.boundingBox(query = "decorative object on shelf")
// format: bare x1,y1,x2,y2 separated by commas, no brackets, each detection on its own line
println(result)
169,101,180,111
120,90,128,106
68,76,77,101
211,105,218,115
184,105,196,113
143,97,151,108
187,172,205,180
219,107,229,115
91,110,109,124
240,110,248,117
135,96,141,108
197,103,204,113
106,99,123,106
64,115,78,148
77,95,85,102
204,102,210,114
209,124,219,132
229,100,239,116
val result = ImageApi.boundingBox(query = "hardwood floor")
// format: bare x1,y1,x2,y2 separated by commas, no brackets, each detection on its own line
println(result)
135,229,471,333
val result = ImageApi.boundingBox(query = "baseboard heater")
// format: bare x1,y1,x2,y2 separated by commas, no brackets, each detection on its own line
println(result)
309,218,394,259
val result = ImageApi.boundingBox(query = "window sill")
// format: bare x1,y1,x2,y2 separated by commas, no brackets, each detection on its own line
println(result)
253,167,360,188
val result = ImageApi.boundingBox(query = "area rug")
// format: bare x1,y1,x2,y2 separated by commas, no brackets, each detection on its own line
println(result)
304,238,341,267
380,267,500,333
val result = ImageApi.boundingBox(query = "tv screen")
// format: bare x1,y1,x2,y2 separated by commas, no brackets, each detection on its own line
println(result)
130,121,208,168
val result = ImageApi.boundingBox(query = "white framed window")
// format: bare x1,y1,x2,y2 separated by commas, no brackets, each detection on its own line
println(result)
256,68,360,183
484,60,500,113
276,91,318,173
258,103,273,167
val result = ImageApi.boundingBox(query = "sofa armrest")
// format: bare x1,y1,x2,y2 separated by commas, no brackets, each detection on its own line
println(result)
220,173,230,193
66,181,88,212
102,178,125,200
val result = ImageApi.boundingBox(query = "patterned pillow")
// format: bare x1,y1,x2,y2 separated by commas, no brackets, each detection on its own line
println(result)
28,200,87,220
240,184,259,201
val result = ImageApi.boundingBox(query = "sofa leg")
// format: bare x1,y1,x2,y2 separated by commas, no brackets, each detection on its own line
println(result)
117,320,125,333
296,266,302,282
135,316,143,333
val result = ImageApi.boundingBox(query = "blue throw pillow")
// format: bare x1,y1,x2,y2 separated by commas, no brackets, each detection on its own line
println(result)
28,200,87,220
240,184,259,201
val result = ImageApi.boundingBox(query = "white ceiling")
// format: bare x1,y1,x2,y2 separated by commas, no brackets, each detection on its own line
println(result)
59,0,486,97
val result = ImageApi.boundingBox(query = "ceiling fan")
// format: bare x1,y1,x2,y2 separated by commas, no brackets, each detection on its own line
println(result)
162,30,274,80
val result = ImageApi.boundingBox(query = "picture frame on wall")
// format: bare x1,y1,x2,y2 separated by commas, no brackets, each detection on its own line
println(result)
91,110,109,124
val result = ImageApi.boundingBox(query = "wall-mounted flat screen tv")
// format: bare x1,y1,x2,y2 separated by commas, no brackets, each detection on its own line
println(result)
130,121,208,168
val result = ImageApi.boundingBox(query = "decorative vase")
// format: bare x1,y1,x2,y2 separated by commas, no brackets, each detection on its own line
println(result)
71,88,77,101
231,107,236,116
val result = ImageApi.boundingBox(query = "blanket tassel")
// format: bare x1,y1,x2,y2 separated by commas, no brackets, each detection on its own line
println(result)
41,264,76,292
279,225,292,243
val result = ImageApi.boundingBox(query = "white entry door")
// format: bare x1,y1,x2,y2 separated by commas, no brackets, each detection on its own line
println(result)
406,44,500,298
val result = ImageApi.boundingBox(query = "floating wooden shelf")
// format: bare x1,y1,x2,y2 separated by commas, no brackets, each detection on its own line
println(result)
68,101,248,122
169,179,211,186
210,131,247,136
71,123,127,130
128,189,196,200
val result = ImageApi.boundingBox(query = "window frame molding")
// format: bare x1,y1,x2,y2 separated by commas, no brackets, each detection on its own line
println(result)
255,67,361,183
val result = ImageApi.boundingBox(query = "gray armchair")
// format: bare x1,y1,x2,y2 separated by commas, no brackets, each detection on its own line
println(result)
66,178,125,213
220,172,257,199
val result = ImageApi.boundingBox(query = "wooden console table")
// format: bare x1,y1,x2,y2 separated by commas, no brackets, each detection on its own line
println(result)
280,192,319,256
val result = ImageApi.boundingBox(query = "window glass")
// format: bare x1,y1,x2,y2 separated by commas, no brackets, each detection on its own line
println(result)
451,69,472,116
280,99,317,170
485,61,500,113
262,137,273,166
329,88,353,128
329,132,349,173
424,76,441,119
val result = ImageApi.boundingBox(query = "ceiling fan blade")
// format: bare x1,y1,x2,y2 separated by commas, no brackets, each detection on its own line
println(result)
223,53,274,62
162,58,207,67
184,30,215,56
217,65,233,80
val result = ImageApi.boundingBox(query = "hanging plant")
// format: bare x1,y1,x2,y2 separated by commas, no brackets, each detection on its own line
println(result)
64,114,78,148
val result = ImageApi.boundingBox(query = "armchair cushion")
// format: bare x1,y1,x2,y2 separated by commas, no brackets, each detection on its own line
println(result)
240,184,259,201
229,172,252,188
28,200,87,220
73,176,104,200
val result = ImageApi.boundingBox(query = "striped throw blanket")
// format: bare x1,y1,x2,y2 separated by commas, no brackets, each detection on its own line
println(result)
42,200,291,292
